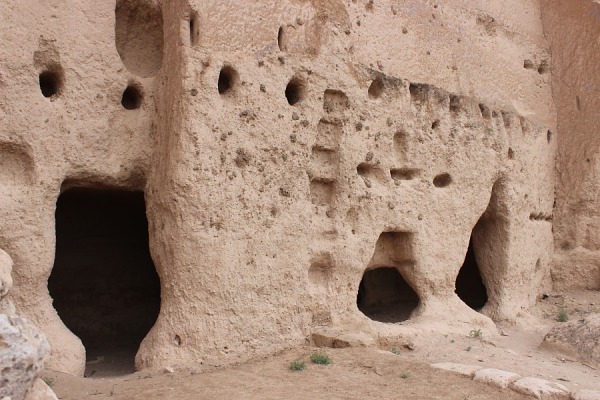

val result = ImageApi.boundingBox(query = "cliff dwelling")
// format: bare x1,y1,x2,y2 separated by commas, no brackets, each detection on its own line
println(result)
0,1,599,395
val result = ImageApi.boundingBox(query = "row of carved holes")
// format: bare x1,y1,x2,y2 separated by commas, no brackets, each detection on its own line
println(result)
218,65,305,106
39,69,142,110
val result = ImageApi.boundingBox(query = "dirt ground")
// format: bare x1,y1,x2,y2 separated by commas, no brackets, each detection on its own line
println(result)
42,289,600,400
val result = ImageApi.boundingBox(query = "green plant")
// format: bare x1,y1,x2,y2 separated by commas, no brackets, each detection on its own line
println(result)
91,390,102,396
310,352,331,365
42,377,54,388
558,308,569,322
466,346,472,352
450,339,455,343
391,346,400,355
469,329,482,338
400,371,412,379
290,360,306,371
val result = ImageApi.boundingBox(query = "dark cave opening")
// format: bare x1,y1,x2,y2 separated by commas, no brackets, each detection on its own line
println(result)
357,267,419,323
48,187,160,377
455,238,488,310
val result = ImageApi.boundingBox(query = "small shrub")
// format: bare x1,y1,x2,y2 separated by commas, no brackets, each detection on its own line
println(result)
42,377,54,387
401,371,412,379
290,360,306,371
466,346,472,352
391,346,400,355
310,353,331,365
469,329,482,338
558,309,569,322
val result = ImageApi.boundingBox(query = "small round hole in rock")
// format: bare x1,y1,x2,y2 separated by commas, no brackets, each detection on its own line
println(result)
218,65,237,95
121,85,143,110
285,77,305,106
39,70,63,98
368,77,384,99
433,173,452,188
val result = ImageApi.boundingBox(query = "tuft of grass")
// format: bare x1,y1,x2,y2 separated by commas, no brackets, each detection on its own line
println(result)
469,329,482,338
42,377,54,388
401,371,412,379
310,352,331,365
558,308,569,322
466,346,472,352
290,360,306,371
391,346,401,355
450,339,455,343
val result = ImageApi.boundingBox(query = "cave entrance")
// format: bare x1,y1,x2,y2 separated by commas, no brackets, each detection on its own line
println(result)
455,237,489,310
357,267,419,322
48,187,160,377
357,231,419,322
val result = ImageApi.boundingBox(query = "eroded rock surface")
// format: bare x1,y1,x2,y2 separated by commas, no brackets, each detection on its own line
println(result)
24,378,59,400
0,248,12,298
0,315,50,400
542,314,600,368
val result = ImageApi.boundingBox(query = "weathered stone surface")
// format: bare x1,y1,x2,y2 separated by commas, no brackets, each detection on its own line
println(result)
0,249,12,298
543,0,600,291
311,329,376,349
542,314,600,368
0,0,565,374
0,315,50,400
473,368,521,389
573,389,600,400
431,362,482,377
24,379,59,400
511,377,570,400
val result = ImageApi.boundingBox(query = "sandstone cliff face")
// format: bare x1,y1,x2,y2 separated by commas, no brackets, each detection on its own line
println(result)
0,0,556,375
542,0,600,291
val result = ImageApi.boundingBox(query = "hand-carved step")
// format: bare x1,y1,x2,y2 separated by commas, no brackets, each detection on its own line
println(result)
316,118,343,150
323,89,349,114
394,130,408,162
310,178,336,206
310,147,339,180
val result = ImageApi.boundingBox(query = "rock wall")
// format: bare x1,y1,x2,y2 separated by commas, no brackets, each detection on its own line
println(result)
542,0,600,290
0,0,555,375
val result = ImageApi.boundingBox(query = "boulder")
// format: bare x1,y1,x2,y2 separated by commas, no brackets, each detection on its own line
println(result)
0,315,50,400
24,378,59,400
0,249,12,298
542,314,600,368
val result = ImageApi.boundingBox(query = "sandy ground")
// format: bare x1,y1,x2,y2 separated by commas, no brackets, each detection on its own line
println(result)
42,289,600,399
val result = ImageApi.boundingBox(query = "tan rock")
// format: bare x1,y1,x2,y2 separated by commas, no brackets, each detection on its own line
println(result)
542,0,600,292
511,377,570,400
430,362,482,377
24,379,58,400
542,314,600,368
473,368,521,389
573,389,600,400
0,249,12,298
0,315,50,400
0,0,566,375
